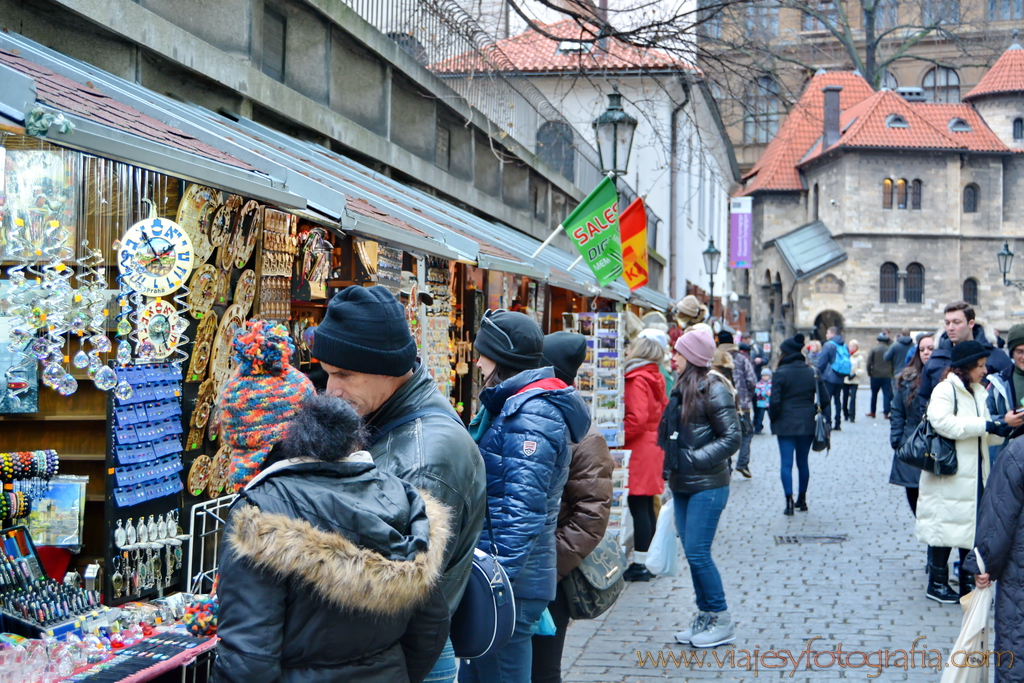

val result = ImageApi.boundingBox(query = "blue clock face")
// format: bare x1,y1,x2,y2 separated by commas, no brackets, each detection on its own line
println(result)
118,217,195,296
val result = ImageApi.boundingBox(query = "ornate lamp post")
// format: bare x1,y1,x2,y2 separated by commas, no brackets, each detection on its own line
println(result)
703,239,722,316
592,87,637,177
997,242,1024,291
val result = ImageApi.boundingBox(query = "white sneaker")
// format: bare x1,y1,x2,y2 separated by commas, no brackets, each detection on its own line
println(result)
689,611,735,647
673,612,710,644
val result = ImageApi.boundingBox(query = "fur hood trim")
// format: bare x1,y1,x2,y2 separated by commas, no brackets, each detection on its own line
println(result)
227,491,451,616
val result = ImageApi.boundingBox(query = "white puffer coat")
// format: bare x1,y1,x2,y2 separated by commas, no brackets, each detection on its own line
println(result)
916,374,995,549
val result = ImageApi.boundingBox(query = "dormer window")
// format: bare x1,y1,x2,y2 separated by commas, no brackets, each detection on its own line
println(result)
886,114,909,128
949,118,972,132
557,41,591,54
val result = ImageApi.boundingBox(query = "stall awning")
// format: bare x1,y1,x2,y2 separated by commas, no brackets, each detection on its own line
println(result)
766,220,847,281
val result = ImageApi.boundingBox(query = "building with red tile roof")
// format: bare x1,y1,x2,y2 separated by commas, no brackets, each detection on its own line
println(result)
740,43,1024,364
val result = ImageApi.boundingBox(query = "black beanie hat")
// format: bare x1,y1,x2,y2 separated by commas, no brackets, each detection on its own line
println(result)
312,285,417,377
781,333,805,355
717,330,734,345
474,310,543,371
950,340,991,369
542,332,588,385
738,342,752,352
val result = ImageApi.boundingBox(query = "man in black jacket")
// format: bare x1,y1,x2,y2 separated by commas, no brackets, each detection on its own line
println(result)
885,328,914,377
313,286,486,680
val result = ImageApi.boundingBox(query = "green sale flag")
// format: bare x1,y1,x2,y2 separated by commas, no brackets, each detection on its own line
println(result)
562,176,623,287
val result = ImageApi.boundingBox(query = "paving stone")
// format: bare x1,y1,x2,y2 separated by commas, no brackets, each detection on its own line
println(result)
561,393,975,681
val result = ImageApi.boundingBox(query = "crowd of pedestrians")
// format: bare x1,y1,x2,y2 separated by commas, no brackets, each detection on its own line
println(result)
206,284,1024,683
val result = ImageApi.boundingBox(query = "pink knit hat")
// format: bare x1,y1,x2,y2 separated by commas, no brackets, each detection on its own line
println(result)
674,329,716,368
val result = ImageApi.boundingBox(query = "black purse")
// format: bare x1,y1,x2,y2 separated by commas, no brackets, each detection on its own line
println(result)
561,530,626,620
812,370,831,453
895,389,959,476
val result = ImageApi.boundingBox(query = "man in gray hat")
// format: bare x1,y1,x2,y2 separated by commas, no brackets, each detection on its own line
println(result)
866,332,894,418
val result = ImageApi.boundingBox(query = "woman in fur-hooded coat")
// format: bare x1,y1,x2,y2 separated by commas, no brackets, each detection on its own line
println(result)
213,394,452,683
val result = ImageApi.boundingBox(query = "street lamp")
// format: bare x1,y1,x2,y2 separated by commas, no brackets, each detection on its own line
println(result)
703,239,722,316
592,87,637,176
997,241,1024,290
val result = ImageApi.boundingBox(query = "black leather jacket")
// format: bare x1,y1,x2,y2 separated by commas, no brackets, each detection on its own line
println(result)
658,377,741,493
365,362,487,614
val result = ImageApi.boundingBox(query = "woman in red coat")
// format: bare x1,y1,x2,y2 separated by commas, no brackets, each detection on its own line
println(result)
623,336,670,581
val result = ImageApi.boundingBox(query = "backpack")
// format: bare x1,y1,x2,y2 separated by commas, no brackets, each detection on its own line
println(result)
830,341,852,376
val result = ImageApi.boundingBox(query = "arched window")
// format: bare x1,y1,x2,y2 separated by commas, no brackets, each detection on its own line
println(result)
536,121,575,182
883,178,893,209
880,262,898,303
963,183,979,213
906,263,924,303
744,77,781,143
963,278,979,306
911,179,922,209
1014,118,1023,140
897,178,908,209
812,183,820,221
923,67,960,103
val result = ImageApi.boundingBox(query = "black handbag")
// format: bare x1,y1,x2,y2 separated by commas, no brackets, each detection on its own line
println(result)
896,390,959,476
561,530,626,620
448,505,516,659
812,370,831,453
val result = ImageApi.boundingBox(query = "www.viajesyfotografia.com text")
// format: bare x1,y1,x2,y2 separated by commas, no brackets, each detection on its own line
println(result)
637,637,1013,677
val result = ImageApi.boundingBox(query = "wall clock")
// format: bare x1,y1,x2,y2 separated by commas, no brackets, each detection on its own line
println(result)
234,269,256,316
117,216,195,297
176,184,221,266
186,264,219,319
210,304,245,391
137,299,187,359
209,195,241,248
232,200,261,268
186,314,218,383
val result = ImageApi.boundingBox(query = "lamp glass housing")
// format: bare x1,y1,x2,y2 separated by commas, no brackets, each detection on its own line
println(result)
998,242,1014,279
703,239,722,275
592,91,637,176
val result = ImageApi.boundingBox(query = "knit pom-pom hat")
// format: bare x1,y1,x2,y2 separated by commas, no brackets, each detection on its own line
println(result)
219,320,315,491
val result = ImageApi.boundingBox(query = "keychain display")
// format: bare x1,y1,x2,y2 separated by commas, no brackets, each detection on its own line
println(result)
376,244,402,295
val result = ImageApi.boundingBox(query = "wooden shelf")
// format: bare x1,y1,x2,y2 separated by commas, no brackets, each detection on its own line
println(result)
86,494,106,502
59,453,107,461
0,414,106,421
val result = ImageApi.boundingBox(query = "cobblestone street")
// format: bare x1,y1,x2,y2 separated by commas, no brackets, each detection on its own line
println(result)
562,387,972,681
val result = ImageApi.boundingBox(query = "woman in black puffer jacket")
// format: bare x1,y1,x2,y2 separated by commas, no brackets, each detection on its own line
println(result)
658,329,740,650
769,333,826,516
889,333,934,515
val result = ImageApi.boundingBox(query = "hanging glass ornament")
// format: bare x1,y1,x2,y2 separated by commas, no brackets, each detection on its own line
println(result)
42,363,64,388
137,341,155,361
73,350,89,369
114,379,134,401
90,335,111,353
116,342,133,366
8,326,32,349
117,319,132,337
31,338,50,361
58,375,78,396
94,365,117,391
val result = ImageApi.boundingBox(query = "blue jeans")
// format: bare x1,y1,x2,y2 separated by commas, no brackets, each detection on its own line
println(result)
870,377,892,415
778,435,813,496
672,487,729,613
425,639,456,683
458,597,548,683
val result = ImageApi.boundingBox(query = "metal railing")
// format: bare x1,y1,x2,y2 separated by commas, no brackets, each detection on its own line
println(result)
341,0,603,191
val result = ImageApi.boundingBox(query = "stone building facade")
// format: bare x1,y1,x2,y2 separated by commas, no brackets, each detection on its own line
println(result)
742,44,1024,350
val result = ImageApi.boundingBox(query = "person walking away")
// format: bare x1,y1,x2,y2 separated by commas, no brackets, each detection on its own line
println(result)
963,436,1024,682
754,369,772,435
889,334,934,516
723,337,757,478
816,327,850,431
866,333,894,419
918,341,1018,603
461,311,590,683
660,329,740,648
806,340,822,367
621,337,669,581
987,324,1024,465
531,333,614,683
712,330,736,385
769,334,825,516
638,328,674,396
214,324,451,683
843,340,863,424
886,328,914,379
313,285,485,682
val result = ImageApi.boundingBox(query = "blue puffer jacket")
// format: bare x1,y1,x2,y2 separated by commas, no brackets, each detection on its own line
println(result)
472,367,591,602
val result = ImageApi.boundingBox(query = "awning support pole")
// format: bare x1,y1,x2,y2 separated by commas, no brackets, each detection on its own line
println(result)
567,255,583,272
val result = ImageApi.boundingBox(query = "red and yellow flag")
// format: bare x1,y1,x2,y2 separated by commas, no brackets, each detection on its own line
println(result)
619,197,648,291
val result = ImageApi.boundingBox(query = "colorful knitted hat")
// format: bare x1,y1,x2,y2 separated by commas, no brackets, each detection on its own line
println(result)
218,320,315,491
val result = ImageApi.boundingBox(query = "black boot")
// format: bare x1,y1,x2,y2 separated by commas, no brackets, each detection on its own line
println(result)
784,495,794,516
795,493,808,512
926,565,960,603
623,563,652,582
959,566,976,597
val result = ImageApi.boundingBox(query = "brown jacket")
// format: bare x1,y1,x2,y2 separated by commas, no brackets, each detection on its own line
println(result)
555,426,615,580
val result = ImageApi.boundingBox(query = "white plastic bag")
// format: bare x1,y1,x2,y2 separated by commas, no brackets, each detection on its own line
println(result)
644,498,679,576
940,549,993,683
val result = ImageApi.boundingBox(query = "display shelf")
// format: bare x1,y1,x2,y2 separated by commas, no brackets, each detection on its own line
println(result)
0,414,106,421
55,453,107,461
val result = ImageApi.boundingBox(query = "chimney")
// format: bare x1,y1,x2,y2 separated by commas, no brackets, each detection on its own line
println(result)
822,85,843,148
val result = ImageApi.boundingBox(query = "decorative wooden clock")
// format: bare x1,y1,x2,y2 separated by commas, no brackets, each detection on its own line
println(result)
137,299,187,359
117,217,195,297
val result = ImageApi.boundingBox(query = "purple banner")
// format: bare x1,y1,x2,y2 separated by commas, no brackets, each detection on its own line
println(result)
729,197,752,269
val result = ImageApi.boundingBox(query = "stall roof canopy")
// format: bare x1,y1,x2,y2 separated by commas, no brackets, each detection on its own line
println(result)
766,221,847,280
0,31,672,305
